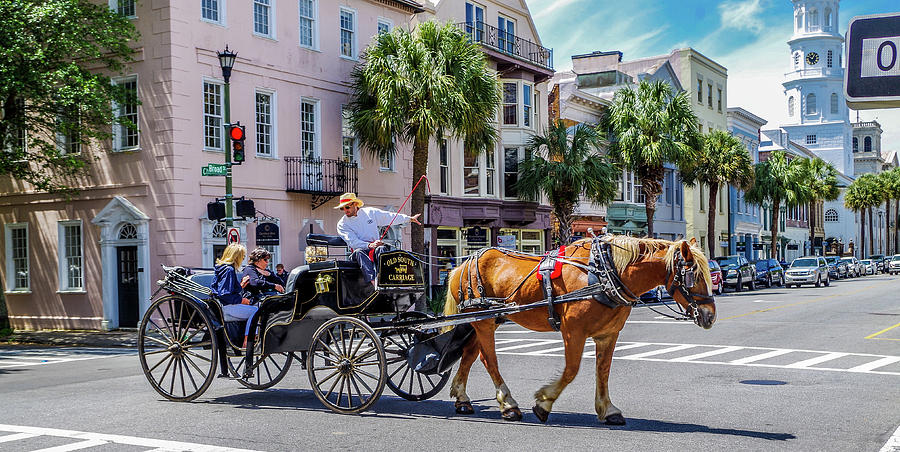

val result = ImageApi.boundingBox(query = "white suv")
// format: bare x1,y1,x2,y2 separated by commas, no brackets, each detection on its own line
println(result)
889,255,900,275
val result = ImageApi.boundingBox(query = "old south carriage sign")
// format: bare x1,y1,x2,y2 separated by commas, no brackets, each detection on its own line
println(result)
845,13,900,109
377,251,424,288
256,222,280,246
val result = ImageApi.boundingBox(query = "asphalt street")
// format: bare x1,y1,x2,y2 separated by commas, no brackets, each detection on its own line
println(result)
1,273,899,451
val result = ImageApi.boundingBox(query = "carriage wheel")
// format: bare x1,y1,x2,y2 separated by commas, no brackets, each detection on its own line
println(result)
138,295,218,402
227,352,293,390
307,317,386,414
381,312,451,401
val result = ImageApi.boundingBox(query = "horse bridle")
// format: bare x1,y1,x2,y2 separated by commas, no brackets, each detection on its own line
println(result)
664,247,716,324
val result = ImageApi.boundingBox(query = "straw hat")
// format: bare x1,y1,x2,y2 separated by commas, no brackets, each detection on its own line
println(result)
334,193,364,209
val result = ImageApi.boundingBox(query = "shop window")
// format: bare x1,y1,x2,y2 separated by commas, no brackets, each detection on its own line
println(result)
439,139,450,194
463,152,479,195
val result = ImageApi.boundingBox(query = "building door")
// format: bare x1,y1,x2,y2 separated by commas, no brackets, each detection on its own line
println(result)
117,246,139,328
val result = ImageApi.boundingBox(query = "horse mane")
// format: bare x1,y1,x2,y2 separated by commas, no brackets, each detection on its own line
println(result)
592,235,713,295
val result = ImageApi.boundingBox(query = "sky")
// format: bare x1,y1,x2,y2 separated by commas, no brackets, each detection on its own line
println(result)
525,0,900,155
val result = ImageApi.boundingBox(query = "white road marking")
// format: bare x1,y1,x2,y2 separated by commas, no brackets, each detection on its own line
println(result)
0,424,260,452
618,344,695,359
849,356,900,373
729,349,793,365
882,423,900,452
670,346,743,362
626,320,691,324
784,352,849,369
0,432,38,442
0,348,135,369
494,340,559,352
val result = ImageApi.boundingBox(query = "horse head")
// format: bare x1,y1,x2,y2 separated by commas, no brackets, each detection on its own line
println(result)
665,238,717,329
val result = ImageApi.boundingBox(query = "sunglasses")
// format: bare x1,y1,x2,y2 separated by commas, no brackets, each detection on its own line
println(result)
342,205,355,210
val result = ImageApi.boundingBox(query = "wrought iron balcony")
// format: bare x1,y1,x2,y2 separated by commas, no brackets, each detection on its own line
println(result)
458,21,553,70
285,156,358,209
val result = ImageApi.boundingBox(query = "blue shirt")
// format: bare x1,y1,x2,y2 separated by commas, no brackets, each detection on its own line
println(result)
213,264,243,305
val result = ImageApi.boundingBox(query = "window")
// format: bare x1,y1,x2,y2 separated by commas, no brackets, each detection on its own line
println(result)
5,224,29,291
830,93,838,114
202,0,222,23
119,223,138,239
523,84,532,128
440,139,450,194
56,106,81,155
300,99,318,159
465,2,485,42
298,0,317,48
707,83,713,107
806,93,816,115
341,106,356,164
340,8,356,59
664,171,673,204
697,79,703,103
464,151,480,195
253,0,273,38
203,80,223,150
698,124,703,133
788,96,795,116
377,18,391,35
111,0,136,18
796,13,802,30
717,88,722,112
485,149,495,196
113,76,139,151
498,16,515,53
699,184,706,211
793,52,800,69
864,136,872,152
853,137,858,152
806,135,816,145
256,91,274,157
504,147,519,199
827,50,833,68
380,152,394,171
58,221,83,291
503,82,517,125
675,173,682,205
807,9,818,31
825,8,832,29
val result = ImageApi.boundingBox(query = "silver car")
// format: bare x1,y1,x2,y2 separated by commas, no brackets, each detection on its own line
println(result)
889,255,900,275
785,256,830,288
840,256,862,278
860,259,876,275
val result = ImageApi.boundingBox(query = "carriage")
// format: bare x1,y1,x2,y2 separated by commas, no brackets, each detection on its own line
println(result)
138,233,472,414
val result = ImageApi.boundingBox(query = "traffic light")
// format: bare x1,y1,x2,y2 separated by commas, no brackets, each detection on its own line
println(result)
230,122,245,164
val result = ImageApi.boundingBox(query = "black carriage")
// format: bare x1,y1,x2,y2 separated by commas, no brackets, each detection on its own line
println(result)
138,234,468,414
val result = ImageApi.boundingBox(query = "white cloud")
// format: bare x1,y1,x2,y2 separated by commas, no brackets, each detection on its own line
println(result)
718,0,767,33
531,0,587,20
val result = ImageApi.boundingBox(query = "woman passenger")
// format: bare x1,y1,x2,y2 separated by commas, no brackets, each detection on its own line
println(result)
241,248,285,304
212,243,256,348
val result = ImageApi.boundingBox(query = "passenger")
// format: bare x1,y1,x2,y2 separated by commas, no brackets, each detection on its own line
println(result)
274,263,288,286
211,243,256,348
241,248,285,303
335,192,421,284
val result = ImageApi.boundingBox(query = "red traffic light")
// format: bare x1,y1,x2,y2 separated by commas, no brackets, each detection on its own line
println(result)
230,125,245,141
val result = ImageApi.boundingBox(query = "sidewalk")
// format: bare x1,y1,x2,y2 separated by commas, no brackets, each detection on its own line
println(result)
2,330,139,348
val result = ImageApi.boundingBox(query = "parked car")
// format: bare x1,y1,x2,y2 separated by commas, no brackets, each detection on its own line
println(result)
869,254,885,272
785,256,830,288
709,260,723,295
840,257,862,277
713,255,756,291
639,285,672,303
889,255,900,275
824,256,847,279
860,259,877,275
884,256,895,274
751,258,784,288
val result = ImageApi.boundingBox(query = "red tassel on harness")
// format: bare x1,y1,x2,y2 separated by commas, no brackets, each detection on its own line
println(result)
536,246,566,281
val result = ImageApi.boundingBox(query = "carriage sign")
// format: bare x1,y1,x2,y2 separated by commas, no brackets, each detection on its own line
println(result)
845,13,900,109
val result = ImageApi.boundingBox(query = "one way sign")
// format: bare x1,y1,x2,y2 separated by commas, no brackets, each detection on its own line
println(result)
845,12,900,109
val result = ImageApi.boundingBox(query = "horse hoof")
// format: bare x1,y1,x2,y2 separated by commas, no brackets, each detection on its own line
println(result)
605,413,626,425
532,405,550,423
502,407,523,421
455,401,474,415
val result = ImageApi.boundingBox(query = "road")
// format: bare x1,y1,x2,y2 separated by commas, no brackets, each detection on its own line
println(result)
2,273,899,451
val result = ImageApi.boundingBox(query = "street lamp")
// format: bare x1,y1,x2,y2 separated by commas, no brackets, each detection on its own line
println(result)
217,45,237,227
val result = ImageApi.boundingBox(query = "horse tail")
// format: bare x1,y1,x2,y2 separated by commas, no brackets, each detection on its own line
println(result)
441,259,467,333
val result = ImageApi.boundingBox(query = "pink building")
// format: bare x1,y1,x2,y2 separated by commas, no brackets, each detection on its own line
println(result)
0,0,425,330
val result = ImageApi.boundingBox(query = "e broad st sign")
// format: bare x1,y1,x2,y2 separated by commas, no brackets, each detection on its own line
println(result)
845,12,900,110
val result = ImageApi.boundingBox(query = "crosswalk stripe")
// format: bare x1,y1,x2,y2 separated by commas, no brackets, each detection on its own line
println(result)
613,342,650,351
32,439,108,452
728,349,794,365
618,344,695,359
784,352,849,369
849,356,900,373
670,346,743,362
494,340,559,352
0,432,38,442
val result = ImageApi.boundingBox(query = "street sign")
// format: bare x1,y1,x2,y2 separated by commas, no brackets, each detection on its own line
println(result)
497,235,517,249
845,13,900,109
227,227,240,244
201,164,228,176
256,222,279,246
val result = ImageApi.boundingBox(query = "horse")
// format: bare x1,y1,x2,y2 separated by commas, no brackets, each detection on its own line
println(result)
442,235,716,424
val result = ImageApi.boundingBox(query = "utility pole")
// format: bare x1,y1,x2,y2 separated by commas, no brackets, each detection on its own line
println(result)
218,46,237,227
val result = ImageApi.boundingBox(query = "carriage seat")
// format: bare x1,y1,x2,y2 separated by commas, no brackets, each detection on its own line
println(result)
306,233,347,247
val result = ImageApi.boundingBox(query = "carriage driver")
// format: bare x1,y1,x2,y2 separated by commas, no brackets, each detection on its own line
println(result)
335,192,421,285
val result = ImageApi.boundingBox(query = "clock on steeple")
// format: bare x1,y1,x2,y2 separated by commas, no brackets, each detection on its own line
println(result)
806,52,819,65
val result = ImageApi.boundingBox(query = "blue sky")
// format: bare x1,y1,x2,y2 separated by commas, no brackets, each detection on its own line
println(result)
525,0,900,154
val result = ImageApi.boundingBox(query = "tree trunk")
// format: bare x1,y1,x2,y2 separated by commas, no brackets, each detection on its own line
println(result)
884,201,890,255
808,202,816,256
860,209,866,258
707,182,719,258
640,171,664,238
410,137,429,255
554,203,575,246
868,206,874,258
770,199,780,259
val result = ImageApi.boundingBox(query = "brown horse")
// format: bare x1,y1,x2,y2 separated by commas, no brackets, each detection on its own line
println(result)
442,235,716,424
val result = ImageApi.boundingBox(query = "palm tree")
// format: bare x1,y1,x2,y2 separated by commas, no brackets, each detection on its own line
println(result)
845,174,882,258
348,21,501,253
745,151,811,259
798,158,839,255
604,80,699,237
680,130,754,257
878,168,900,255
516,121,619,245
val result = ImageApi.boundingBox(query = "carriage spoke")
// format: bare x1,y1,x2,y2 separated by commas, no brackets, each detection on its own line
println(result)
336,375,347,408
353,367,382,385
167,302,179,342
176,299,185,341
181,356,200,392
346,325,358,360
318,368,342,389
261,359,274,383
326,329,344,357
385,356,406,365
351,371,374,394
142,348,172,356
147,318,174,344
183,349,213,363
168,358,177,395
155,306,177,342
158,352,176,383
144,335,172,348
316,338,341,358
388,361,406,379
312,364,340,371
183,341,212,350
349,330,367,358
177,357,187,397
416,373,425,394
348,373,364,406
184,352,208,378
350,346,377,363
148,353,173,373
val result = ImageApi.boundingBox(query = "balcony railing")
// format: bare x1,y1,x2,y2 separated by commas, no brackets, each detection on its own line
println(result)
285,156,358,209
458,21,553,70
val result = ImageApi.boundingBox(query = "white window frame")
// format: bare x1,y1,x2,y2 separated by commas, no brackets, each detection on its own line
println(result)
340,105,359,166
298,0,318,50
503,147,522,200
522,83,533,128
112,75,139,152
300,97,320,159
339,7,358,60
4,223,30,293
379,150,395,172
255,89,277,159
788,96,795,117
830,93,839,114
463,150,481,196
502,81,518,126
377,17,392,35
253,0,276,39
203,78,225,152
57,220,85,292
56,106,81,156
439,138,451,195
485,148,496,196
109,0,137,19
201,0,225,25
806,93,817,115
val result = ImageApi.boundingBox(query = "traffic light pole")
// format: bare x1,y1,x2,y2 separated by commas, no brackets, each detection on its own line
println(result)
224,80,233,228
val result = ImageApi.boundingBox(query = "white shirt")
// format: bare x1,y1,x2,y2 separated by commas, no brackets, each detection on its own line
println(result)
337,207,412,251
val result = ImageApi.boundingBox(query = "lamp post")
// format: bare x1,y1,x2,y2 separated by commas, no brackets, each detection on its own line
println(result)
217,45,237,227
